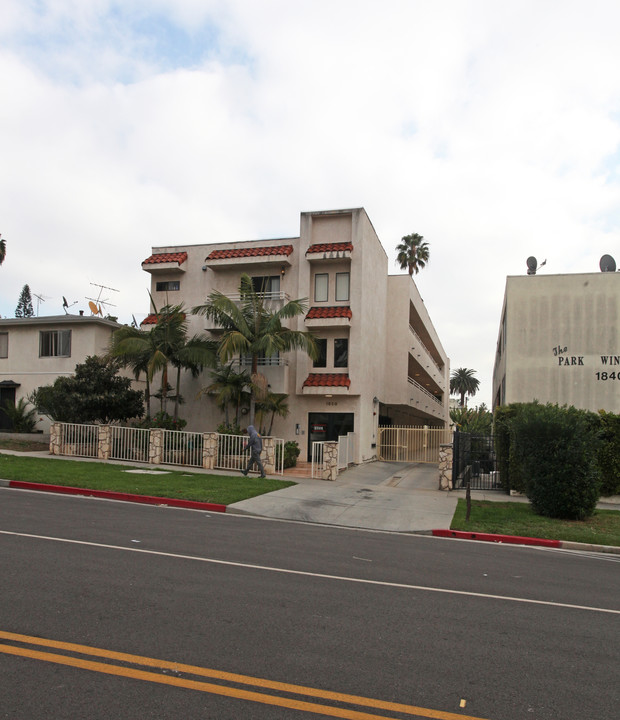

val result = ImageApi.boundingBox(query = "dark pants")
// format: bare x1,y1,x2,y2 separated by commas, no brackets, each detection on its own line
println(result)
245,450,266,477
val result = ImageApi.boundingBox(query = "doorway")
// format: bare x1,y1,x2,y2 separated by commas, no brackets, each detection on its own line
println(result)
0,383,18,431
307,412,354,461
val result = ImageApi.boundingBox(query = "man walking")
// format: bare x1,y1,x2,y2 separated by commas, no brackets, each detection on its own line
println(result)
242,425,266,478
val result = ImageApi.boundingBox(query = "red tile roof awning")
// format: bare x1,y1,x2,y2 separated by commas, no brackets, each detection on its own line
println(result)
206,245,294,260
141,314,158,325
303,373,351,388
306,306,352,320
142,252,188,265
306,242,353,253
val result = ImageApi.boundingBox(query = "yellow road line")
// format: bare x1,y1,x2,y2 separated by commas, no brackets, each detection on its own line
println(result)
0,631,489,720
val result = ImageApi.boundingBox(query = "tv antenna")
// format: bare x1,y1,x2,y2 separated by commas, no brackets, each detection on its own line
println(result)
32,291,50,316
62,296,78,314
86,282,119,317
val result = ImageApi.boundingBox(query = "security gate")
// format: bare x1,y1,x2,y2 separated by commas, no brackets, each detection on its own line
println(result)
377,426,452,463
452,431,503,491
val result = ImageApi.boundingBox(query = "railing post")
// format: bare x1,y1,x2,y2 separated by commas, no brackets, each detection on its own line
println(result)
49,422,61,455
263,437,276,475
203,432,217,470
322,441,339,481
149,428,163,465
98,425,111,460
438,441,453,490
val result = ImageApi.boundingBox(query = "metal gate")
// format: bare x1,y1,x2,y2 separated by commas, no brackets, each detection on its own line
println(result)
452,431,503,490
377,426,452,463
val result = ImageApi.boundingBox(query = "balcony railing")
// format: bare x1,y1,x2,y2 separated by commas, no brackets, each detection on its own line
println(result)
408,376,443,406
227,291,290,304
409,325,443,374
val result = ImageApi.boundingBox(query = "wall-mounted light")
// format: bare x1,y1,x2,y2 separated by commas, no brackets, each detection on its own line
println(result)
325,394,333,398
281,265,286,275
202,265,208,271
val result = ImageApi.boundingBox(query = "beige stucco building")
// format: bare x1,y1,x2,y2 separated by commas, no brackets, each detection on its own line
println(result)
142,208,449,463
493,271,620,413
0,315,124,432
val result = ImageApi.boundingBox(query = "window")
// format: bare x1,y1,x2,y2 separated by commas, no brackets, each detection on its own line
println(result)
0,332,7,358
313,339,327,368
334,338,348,368
156,281,180,292
314,274,328,302
335,272,350,301
251,276,280,296
40,330,71,357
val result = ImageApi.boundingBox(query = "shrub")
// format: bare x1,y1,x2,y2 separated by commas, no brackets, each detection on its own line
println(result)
597,411,620,496
137,411,187,431
493,404,526,492
511,402,601,520
276,441,300,469
1,398,39,433
216,422,243,436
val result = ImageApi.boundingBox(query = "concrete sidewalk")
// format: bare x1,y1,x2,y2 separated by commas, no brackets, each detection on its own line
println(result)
229,462,459,532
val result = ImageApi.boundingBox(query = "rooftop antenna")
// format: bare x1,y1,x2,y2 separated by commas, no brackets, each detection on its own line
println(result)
32,291,49,316
62,296,78,314
85,282,119,317
131,314,139,328
600,254,617,272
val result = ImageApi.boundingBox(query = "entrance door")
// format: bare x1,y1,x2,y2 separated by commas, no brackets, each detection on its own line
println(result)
0,386,16,430
307,412,354,461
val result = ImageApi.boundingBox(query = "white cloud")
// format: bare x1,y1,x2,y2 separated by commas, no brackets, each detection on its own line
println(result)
1,0,620,406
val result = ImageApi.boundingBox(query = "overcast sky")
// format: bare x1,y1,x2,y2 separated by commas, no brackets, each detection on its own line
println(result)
1,0,619,406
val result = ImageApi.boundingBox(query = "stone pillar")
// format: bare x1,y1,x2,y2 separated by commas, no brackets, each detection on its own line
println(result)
263,437,276,475
202,432,217,470
98,425,111,460
322,441,339,481
149,428,163,465
50,422,61,455
438,442,453,490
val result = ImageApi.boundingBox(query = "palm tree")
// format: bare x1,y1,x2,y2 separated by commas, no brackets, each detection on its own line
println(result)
0,234,6,266
199,362,250,426
450,368,480,408
193,273,317,424
396,233,429,276
111,304,215,420
256,392,290,436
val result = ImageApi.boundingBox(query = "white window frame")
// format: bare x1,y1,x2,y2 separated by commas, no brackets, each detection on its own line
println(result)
335,272,350,302
39,329,72,358
314,273,329,302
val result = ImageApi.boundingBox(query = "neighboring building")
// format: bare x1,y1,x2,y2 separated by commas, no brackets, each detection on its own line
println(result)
142,208,450,463
493,270,620,414
0,314,124,432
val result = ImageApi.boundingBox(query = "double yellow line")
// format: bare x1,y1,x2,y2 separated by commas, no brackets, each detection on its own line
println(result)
0,631,487,720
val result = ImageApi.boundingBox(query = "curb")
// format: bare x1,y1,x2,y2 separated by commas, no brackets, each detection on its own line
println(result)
432,529,620,554
4,480,227,513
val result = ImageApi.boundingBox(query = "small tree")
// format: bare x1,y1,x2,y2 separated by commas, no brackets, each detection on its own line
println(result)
15,284,34,318
31,356,144,424
0,234,6,266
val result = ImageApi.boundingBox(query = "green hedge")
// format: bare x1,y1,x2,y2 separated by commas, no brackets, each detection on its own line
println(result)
493,402,615,520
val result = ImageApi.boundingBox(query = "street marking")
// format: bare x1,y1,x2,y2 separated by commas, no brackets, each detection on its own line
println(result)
0,631,488,720
1,530,619,615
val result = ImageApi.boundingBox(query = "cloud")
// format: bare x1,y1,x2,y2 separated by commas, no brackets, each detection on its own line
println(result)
1,0,620,405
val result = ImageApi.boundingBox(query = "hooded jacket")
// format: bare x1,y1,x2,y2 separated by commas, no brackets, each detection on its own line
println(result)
246,425,263,454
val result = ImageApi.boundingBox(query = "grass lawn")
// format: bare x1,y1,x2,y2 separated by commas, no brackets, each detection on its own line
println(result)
451,499,620,547
0,453,295,506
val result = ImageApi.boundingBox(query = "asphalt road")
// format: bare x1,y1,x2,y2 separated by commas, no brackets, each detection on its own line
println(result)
1,488,618,720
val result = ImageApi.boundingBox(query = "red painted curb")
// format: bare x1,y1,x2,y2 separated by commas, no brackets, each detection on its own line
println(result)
8,481,227,513
432,529,562,548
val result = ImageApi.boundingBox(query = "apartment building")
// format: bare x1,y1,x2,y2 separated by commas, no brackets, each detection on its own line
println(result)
0,314,124,432
492,269,620,413
142,208,450,463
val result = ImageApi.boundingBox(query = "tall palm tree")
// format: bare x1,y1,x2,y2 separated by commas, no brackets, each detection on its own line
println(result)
256,392,289,436
170,334,217,422
193,273,317,424
110,324,155,418
0,234,6,266
450,367,480,408
396,233,430,276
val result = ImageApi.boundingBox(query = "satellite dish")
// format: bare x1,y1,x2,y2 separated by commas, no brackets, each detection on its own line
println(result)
600,254,617,272
88,301,99,315
526,256,538,275
62,296,68,308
